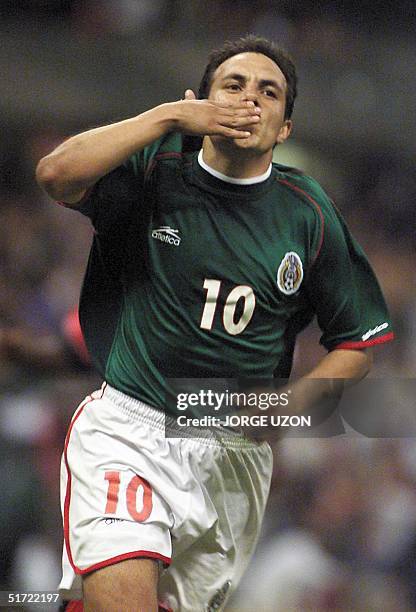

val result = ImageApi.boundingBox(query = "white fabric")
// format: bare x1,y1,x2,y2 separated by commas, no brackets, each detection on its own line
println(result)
198,150,272,184
60,384,272,611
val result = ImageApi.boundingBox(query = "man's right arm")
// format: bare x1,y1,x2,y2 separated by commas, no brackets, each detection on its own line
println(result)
36,95,260,205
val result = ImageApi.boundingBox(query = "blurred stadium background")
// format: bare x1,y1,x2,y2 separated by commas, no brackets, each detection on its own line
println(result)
0,1,415,610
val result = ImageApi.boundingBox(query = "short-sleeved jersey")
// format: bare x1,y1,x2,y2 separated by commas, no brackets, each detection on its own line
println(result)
71,133,393,413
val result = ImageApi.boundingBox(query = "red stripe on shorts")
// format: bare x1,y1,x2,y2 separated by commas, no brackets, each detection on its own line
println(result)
63,393,95,572
65,600,83,612
64,596,171,610
63,384,171,575
77,550,171,575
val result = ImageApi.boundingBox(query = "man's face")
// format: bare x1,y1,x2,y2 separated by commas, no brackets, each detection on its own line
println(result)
208,52,292,154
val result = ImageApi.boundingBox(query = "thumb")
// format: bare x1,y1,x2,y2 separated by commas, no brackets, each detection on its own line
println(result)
184,89,196,100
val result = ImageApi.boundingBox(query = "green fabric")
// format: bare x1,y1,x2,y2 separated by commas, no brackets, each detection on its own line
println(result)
77,133,392,412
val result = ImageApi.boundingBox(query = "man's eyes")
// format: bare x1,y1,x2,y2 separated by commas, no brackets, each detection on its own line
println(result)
224,83,278,98
225,83,241,91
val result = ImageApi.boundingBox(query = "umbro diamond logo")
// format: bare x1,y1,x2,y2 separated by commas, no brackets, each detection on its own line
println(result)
151,226,181,246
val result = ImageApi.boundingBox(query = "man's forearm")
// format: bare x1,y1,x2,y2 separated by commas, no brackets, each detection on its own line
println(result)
35,104,176,204
36,95,260,204
240,349,372,440
305,348,372,381
288,348,372,417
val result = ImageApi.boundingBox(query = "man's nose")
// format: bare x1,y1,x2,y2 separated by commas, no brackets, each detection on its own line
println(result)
241,90,257,102
240,90,260,109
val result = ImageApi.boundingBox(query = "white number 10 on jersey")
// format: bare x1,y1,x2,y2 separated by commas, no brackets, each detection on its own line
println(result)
200,279,256,336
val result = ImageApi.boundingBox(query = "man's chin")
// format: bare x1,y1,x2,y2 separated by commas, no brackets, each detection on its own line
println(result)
233,136,256,147
210,134,264,156
232,135,265,154
217,133,257,148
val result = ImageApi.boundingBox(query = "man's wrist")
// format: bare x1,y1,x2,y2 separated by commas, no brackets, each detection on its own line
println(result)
153,101,183,132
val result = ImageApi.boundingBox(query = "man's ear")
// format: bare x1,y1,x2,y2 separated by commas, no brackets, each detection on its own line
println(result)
276,120,292,145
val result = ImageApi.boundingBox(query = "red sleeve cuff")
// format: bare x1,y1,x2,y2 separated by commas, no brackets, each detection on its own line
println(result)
333,331,394,350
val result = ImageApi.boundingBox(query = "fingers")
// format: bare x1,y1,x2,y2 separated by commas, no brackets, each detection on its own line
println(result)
216,101,261,135
220,127,252,139
176,96,260,139
184,89,196,100
219,100,261,115
218,103,261,129
217,116,260,140
217,112,260,138
221,114,260,128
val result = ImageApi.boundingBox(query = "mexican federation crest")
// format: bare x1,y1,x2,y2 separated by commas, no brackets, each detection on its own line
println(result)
277,251,303,295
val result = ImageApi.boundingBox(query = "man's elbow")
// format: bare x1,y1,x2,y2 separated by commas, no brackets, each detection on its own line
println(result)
329,348,373,383
36,155,65,199
348,348,373,381
36,155,86,204
360,348,373,378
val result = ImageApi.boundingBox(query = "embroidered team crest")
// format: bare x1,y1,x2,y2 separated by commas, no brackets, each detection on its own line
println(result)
277,251,303,295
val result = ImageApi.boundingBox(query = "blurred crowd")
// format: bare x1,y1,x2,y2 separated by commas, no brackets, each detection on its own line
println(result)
231,437,416,611
1,1,415,610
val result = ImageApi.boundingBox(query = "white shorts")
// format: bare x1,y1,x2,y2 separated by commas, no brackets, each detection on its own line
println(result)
60,383,272,612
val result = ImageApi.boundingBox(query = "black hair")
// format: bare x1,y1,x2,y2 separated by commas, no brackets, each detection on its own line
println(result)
198,35,297,120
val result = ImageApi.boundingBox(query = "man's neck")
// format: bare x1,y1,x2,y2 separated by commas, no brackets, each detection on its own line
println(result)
201,137,273,179
198,151,272,184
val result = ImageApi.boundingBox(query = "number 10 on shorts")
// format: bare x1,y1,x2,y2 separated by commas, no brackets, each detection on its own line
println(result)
104,471,153,522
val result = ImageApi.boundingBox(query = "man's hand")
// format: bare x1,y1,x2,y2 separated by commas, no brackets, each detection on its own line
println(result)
170,88,261,139
36,90,261,203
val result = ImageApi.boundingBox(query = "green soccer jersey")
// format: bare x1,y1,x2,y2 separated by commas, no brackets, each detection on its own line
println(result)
73,133,393,413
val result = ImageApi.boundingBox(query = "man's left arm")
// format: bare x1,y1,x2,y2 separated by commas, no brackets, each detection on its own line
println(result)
240,349,372,441
304,347,372,387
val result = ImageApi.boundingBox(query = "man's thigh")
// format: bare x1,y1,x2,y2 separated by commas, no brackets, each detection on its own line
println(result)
83,558,159,612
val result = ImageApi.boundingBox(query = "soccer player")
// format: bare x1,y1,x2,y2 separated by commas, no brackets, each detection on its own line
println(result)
36,36,393,611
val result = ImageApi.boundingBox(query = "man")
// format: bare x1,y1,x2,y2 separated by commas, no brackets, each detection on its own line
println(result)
36,36,393,612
